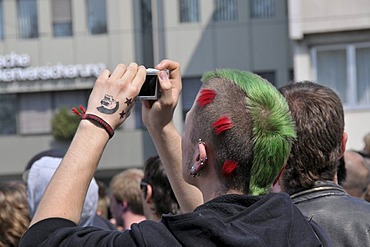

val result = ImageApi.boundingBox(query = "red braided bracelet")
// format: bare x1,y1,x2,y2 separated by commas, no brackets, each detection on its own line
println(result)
81,114,114,139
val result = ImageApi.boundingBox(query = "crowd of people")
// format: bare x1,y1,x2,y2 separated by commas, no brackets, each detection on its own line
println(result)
0,59,369,246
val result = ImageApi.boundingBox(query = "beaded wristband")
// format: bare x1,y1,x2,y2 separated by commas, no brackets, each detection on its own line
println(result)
81,114,114,139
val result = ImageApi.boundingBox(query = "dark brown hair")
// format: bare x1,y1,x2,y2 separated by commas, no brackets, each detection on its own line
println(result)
279,81,344,194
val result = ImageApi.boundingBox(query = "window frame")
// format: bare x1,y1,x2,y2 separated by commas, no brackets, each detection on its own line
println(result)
179,0,200,23
17,0,39,39
86,0,108,35
311,42,370,110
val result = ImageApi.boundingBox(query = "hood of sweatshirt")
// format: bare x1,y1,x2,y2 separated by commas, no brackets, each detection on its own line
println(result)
26,153,98,227
161,193,326,247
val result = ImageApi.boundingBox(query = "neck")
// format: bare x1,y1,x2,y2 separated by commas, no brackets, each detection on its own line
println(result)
122,210,146,229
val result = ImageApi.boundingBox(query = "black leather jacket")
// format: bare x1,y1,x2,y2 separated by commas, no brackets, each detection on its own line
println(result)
291,181,370,247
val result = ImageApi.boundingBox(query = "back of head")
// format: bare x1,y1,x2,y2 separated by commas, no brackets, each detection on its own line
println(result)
110,168,144,215
279,81,345,194
191,69,295,195
0,181,30,247
364,133,370,154
26,150,99,226
143,156,180,218
343,150,370,199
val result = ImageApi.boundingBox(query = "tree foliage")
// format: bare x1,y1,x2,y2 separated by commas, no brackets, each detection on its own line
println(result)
51,107,79,141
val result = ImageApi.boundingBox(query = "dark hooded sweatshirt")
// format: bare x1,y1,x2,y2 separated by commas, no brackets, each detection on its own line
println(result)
20,193,330,246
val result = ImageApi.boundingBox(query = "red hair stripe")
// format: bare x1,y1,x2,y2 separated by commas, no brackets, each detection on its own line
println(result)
197,89,216,107
212,115,233,135
222,160,238,177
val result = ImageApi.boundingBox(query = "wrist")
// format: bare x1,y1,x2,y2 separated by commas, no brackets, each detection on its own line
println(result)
78,119,110,141
81,114,114,139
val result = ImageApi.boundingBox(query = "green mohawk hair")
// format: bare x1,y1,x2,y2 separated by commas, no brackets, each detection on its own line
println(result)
202,69,296,195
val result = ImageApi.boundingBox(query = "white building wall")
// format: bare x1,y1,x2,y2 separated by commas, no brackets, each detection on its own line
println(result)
288,0,370,150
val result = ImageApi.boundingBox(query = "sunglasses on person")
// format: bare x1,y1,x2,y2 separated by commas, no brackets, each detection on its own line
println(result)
140,179,149,191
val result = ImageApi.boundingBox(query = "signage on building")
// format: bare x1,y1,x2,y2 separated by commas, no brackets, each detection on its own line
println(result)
0,52,105,82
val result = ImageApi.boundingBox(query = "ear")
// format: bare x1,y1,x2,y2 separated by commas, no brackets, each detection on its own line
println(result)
145,184,153,203
190,140,208,177
198,140,207,162
121,200,128,212
341,132,348,155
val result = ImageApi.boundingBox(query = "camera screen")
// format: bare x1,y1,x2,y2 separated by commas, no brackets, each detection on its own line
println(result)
139,75,157,97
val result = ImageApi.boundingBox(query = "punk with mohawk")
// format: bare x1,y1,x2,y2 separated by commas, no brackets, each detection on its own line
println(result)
190,69,296,195
21,60,330,247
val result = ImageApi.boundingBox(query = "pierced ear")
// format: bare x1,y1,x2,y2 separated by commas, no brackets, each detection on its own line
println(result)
145,184,153,203
198,139,207,162
190,139,208,177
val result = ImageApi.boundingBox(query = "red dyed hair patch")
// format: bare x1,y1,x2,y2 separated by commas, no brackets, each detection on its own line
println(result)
197,89,216,107
222,160,238,177
212,115,233,135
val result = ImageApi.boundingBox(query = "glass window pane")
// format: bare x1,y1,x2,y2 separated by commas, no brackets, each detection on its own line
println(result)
250,0,275,19
182,77,202,120
214,0,238,22
0,94,17,135
17,0,38,39
254,71,276,86
53,90,89,111
356,47,370,106
52,0,73,37
0,0,4,40
179,0,199,23
317,49,348,104
53,23,73,37
87,0,107,35
19,93,52,134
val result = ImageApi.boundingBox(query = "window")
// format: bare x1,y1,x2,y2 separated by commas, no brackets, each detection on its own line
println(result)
213,0,238,22
181,77,202,120
179,0,199,23
16,90,89,135
52,0,73,37
17,0,38,39
87,0,107,34
0,94,17,135
0,0,4,40
19,93,52,134
250,0,275,19
312,43,370,107
254,71,276,86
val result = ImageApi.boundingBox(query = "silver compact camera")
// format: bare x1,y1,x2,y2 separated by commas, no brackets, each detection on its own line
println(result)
138,68,162,100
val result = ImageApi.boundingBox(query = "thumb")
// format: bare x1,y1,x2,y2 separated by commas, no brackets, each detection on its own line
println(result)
157,70,174,105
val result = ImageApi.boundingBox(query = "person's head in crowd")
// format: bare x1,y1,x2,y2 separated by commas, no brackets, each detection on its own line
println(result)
0,181,30,247
141,156,180,221
24,149,99,226
96,180,110,219
336,156,346,186
342,150,370,199
183,69,296,196
363,133,370,155
279,81,347,194
109,168,146,229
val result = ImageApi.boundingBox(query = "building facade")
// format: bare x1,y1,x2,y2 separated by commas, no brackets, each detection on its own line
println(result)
288,0,370,152
0,0,293,180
